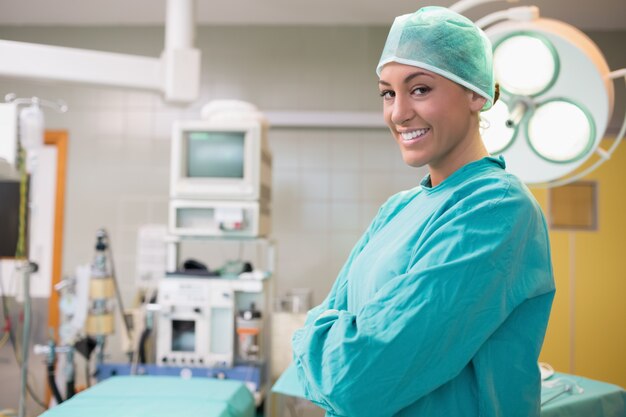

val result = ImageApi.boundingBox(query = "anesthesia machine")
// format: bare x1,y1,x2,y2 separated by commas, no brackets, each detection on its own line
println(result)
99,100,274,407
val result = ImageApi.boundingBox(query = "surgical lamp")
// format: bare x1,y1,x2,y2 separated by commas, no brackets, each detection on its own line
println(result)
452,0,626,187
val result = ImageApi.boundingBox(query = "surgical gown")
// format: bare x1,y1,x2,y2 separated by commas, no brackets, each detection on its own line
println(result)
292,156,555,417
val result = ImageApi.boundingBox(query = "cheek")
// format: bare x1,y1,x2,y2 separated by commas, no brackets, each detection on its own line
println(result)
423,100,462,130
383,105,394,128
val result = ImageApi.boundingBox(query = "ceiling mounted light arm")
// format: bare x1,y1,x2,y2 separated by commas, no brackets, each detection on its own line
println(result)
532,69,626,188
506,100,528,128
474,6,539,29
0,0,200,104
449,0,519,14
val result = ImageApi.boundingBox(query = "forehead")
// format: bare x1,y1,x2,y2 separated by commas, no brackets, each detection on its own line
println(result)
378,62,440,84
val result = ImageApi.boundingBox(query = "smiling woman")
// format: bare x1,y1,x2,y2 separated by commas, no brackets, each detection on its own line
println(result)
292,6,556,417
378,64,488,185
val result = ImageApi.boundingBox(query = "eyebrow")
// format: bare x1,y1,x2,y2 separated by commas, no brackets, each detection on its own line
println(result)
378,71,434,86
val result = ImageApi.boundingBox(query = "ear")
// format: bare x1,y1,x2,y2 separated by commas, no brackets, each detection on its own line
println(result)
467,90,487,112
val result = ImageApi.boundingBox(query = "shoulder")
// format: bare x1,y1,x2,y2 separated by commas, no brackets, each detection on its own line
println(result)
452,167,543,224
370,186,422,231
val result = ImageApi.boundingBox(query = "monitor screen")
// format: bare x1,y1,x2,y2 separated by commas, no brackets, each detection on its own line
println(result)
171,319,196,352
0,181,21,257
186,131,244,179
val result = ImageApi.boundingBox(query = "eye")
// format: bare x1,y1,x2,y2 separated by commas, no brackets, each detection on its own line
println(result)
379,90,395,100
411,86,431,96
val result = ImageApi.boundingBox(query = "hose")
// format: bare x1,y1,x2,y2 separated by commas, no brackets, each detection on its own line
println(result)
47,363,64,405
66,380,75,400
138,327,152,364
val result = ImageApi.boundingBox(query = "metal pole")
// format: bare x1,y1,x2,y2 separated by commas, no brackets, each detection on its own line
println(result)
18,262,33,417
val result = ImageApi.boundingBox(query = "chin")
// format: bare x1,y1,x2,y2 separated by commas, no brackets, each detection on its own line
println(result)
401,153,428,168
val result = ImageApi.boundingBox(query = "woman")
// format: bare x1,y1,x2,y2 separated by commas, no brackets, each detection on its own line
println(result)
292,6,555,417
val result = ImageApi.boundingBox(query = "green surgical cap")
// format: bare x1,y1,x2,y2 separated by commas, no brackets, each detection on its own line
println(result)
377,6,495,111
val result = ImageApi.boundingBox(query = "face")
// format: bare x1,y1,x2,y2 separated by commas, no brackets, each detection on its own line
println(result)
379,62,487,181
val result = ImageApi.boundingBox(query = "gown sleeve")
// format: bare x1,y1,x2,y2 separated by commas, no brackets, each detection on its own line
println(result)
292,181,554,417
302,199,394,326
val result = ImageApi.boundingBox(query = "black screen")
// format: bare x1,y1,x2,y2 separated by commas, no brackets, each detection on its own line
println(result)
171,319,196,352
0,181,22,258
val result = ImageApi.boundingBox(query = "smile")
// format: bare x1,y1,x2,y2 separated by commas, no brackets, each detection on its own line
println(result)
400,128,430,141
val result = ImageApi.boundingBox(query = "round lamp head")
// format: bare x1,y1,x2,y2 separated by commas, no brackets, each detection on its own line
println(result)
527,99,595,163
485,18,614,185
493,34,559,96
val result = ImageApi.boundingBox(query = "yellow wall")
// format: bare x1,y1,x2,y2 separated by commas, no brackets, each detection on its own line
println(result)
534,138,626,388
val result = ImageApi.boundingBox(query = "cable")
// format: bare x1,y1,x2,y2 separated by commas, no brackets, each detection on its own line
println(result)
0,264,48,410
130,292,155,374
66,380,75,400
15,148,27,259
65,347,76,400
0,331,9,349
137,327,151,364
47,363,64,404
0,269,10,351
85,361,91,388
101,230,132,342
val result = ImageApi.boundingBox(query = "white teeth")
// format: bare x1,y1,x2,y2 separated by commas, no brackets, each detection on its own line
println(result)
401,128,429,141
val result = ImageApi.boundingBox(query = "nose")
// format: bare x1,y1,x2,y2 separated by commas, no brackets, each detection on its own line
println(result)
390,94,415,126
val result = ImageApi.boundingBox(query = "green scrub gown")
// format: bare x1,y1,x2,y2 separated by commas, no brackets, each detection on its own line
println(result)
292,156,555,417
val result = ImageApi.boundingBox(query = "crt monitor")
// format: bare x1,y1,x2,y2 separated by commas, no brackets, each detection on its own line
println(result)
170,120,271,201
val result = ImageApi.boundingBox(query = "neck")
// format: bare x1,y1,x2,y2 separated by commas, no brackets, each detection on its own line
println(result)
428,129,489,187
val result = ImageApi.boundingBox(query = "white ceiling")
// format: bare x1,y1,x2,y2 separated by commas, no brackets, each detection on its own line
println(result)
0,0,625,31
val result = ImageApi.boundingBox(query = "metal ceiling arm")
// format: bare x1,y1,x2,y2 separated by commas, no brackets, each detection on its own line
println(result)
449,0,520,14
0,0,200,104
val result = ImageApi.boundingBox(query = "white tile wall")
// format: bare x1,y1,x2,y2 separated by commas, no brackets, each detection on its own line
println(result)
330,133,362,171
300,131,330,171
361,171,396,201
330,201,361,232
298,201,330,232
361,133,401,171
329,172,361,201
299,170,331,201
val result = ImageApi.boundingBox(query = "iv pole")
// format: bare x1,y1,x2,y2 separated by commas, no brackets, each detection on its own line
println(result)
6,94,67,417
